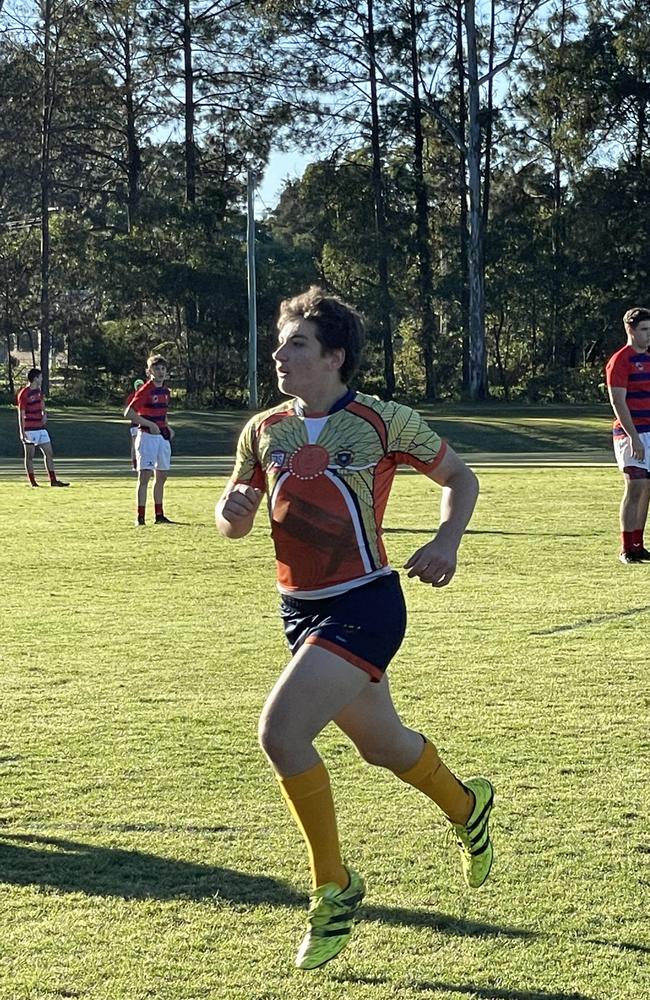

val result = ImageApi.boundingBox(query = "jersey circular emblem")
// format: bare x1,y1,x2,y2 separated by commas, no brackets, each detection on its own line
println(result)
288,444,330,480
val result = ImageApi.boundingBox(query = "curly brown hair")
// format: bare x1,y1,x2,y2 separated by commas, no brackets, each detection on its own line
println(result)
277,286,365,383
623,307,650,328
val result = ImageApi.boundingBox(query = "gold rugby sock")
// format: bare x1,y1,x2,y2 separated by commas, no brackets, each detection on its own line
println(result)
277,761,348,890
396,738,473,824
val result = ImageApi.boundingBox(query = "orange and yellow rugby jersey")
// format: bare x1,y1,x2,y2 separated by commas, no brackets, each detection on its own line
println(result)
230,390,447,597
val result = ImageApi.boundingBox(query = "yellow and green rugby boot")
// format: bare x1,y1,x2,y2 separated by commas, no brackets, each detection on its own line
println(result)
295,868,365,970
451,777,494,888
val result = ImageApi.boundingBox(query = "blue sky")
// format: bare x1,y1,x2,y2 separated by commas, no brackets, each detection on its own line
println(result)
255,149,313,214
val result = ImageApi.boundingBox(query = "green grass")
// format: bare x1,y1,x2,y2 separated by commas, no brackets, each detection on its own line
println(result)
1,458,647,1000
0,402,614,459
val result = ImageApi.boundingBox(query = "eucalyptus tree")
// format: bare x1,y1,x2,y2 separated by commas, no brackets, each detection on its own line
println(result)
270,0,551,399
86,0,164,231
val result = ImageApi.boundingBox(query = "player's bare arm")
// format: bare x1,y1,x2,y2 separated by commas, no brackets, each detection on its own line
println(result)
404,448,479,588
216,484,263,539
608,386,644,459
123,405,161,434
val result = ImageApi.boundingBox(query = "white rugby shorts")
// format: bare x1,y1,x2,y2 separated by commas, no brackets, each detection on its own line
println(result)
23,429,51,446
135,429,171,471
613,430,650,473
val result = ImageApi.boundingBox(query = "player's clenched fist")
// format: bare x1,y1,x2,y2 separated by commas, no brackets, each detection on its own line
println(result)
220,484,263,521
215,484,263,538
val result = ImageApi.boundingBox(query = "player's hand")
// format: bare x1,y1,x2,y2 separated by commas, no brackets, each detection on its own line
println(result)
631,433,645,461
148,422,161,435
220,485,263,523
404,538,458,587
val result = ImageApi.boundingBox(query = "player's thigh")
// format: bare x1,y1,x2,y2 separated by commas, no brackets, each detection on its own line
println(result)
135,431,157,471
39,441,54,458
259,643,371,748
334,675,412,761
154,439,171,472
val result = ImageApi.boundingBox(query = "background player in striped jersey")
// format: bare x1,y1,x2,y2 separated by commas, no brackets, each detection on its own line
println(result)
216,287,494,971
124,355,174,526
16,368,69,488
605,306,650,563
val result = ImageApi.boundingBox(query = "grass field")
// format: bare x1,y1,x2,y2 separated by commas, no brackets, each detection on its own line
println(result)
1,410,648,1000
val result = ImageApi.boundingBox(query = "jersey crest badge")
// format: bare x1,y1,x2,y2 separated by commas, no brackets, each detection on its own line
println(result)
270,450,287,467
336,450,354,467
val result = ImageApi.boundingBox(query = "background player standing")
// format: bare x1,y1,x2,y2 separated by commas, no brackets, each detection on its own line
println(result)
216,287,494,971
124,355,174,526
605,306,650,563
16,368,69,488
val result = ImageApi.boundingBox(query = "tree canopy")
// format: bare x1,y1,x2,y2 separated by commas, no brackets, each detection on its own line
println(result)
0,0,647,406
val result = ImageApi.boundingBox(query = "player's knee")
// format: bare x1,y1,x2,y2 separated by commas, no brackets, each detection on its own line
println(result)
355,741,395,769
257,713,284,764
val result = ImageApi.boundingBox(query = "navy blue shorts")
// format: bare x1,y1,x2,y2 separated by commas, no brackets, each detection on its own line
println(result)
279,572,407,682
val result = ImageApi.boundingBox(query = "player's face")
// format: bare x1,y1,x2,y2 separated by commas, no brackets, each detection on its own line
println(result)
273,319,343,399
149,363,167,384
629,320,650,352
31,374,43,389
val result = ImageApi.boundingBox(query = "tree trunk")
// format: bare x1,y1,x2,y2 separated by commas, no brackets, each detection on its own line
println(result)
124,16,141,231
464,0,487,400
367,0,395,398
183,0,196,205
39,0,54,395
455,1,470,393
408,0,436,400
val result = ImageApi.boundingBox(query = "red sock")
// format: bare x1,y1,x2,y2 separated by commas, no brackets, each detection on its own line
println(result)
155,503,163,517
27,472,37,486
622,531,634,552
137,505,145,519
633,529,644,550
48,470,56,484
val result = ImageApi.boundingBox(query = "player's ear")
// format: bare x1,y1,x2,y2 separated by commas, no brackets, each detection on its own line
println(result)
328,347,345,372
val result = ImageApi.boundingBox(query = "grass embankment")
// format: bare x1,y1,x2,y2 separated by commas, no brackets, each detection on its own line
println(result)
0,402,614,461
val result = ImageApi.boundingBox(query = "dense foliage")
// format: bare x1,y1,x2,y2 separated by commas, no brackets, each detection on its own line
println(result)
0,0,648,405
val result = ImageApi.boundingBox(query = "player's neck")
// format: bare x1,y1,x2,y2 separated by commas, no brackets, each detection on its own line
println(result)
296,383,349,416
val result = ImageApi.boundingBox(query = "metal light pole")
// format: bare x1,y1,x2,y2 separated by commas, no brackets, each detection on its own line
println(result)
246,169,258,409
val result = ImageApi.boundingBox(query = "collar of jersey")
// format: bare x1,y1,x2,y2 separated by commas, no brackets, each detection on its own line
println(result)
293,388,355,419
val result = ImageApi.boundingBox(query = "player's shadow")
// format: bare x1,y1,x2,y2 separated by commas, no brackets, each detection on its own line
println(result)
411,985,595,1000
0,833,302,906
0,833,530,942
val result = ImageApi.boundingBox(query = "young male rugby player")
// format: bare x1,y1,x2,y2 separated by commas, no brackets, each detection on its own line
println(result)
605,307,650,563
215,287,494,970
16,368,69,487
124,355,174,526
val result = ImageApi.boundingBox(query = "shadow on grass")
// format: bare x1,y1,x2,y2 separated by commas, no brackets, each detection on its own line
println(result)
411,984,595,1000
0,833,302,905
0,834,529,942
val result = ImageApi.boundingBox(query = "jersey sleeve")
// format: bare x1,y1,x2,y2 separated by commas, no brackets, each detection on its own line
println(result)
386,402,447,472
16,387,27,409
129,382,149,412
229,416,266,491
605,351,628,389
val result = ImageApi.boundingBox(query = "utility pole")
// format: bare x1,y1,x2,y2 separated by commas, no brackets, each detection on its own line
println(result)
246,169,258,409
